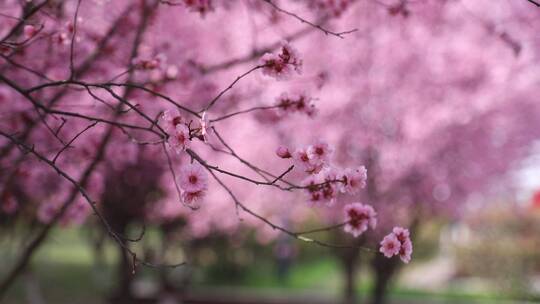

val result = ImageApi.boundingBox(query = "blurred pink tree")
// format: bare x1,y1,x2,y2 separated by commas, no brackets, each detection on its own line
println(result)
1,0,539,303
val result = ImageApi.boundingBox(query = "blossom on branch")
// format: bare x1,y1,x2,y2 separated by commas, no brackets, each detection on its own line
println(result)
380,233,400,257
260,41,302,80
275,92,317,117
379,227,413,263
276,146,292,158
178,163,208,205
169,124,191,153
23,25,37,40
339,166,367,194
343,202,377,237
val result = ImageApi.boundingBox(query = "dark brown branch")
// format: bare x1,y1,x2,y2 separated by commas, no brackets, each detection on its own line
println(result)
0,0,49,43
197,155,372,251
210,105,280,123
526,0,540,7
201,65,263,113
69,0,83,79
52,121,98,164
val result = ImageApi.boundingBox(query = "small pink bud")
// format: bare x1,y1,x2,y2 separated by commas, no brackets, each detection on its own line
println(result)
23,25,37,39
276,146,291,158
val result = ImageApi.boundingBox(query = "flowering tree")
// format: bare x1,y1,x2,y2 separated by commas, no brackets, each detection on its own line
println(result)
1,0,539,303
0,0,408,300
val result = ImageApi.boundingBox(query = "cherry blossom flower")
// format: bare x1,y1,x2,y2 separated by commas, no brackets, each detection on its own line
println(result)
181,190,205,205
343,202,377,237
379,227,413,263
293,147,323,174
399,239,413,263
276,145,292,158
308,141,333,164
168,124,190,153
275,92,316,117
260,42,302,80
161,109,184,133
393,226,410,241
379,233,401,258
303,168,339,206
199,111,211,141
23,25,37,39
340,166,367,194
178,163,208,193
53,32,69,45
303,175,324,205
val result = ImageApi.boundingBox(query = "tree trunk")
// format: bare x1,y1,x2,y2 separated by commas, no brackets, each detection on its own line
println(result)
340,247,361,304
370,254,399,304
369,217,420,304
117,224,134,301
107,220,135,303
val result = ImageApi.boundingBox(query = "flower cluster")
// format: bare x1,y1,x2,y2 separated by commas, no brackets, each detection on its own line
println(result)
177,163,208,205
380,227,413,263
260,41,302,80
277,141,367,205
340,166,367,194
275,92,317,117
291,141,333,174
303,168,339,206
343,202,377,237
161,109,211,154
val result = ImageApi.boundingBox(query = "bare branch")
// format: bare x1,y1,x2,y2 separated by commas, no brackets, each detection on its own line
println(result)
260,0,358,39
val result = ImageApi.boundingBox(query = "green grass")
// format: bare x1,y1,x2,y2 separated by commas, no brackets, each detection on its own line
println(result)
1,228,537,303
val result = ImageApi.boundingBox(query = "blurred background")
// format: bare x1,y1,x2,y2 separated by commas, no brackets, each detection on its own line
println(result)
1,0,540,303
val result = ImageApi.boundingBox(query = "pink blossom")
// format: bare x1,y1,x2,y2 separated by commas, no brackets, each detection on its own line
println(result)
303,175,324,205
275,92,316,117
199,111,211,141
343,203,377,237
340,166,367,194
161,109,184,133
392,226,410,242
181,190,205,204
53,32,69,45
178,163,208,193
165,65,179,80
379,227,413,263
293,148,323,174
307,141,333,164
276,145,292,158
260,42,302,80
23,25,37,39
379,233,401,258
399,239,413,263
168,124,190,153
303,169,339,206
